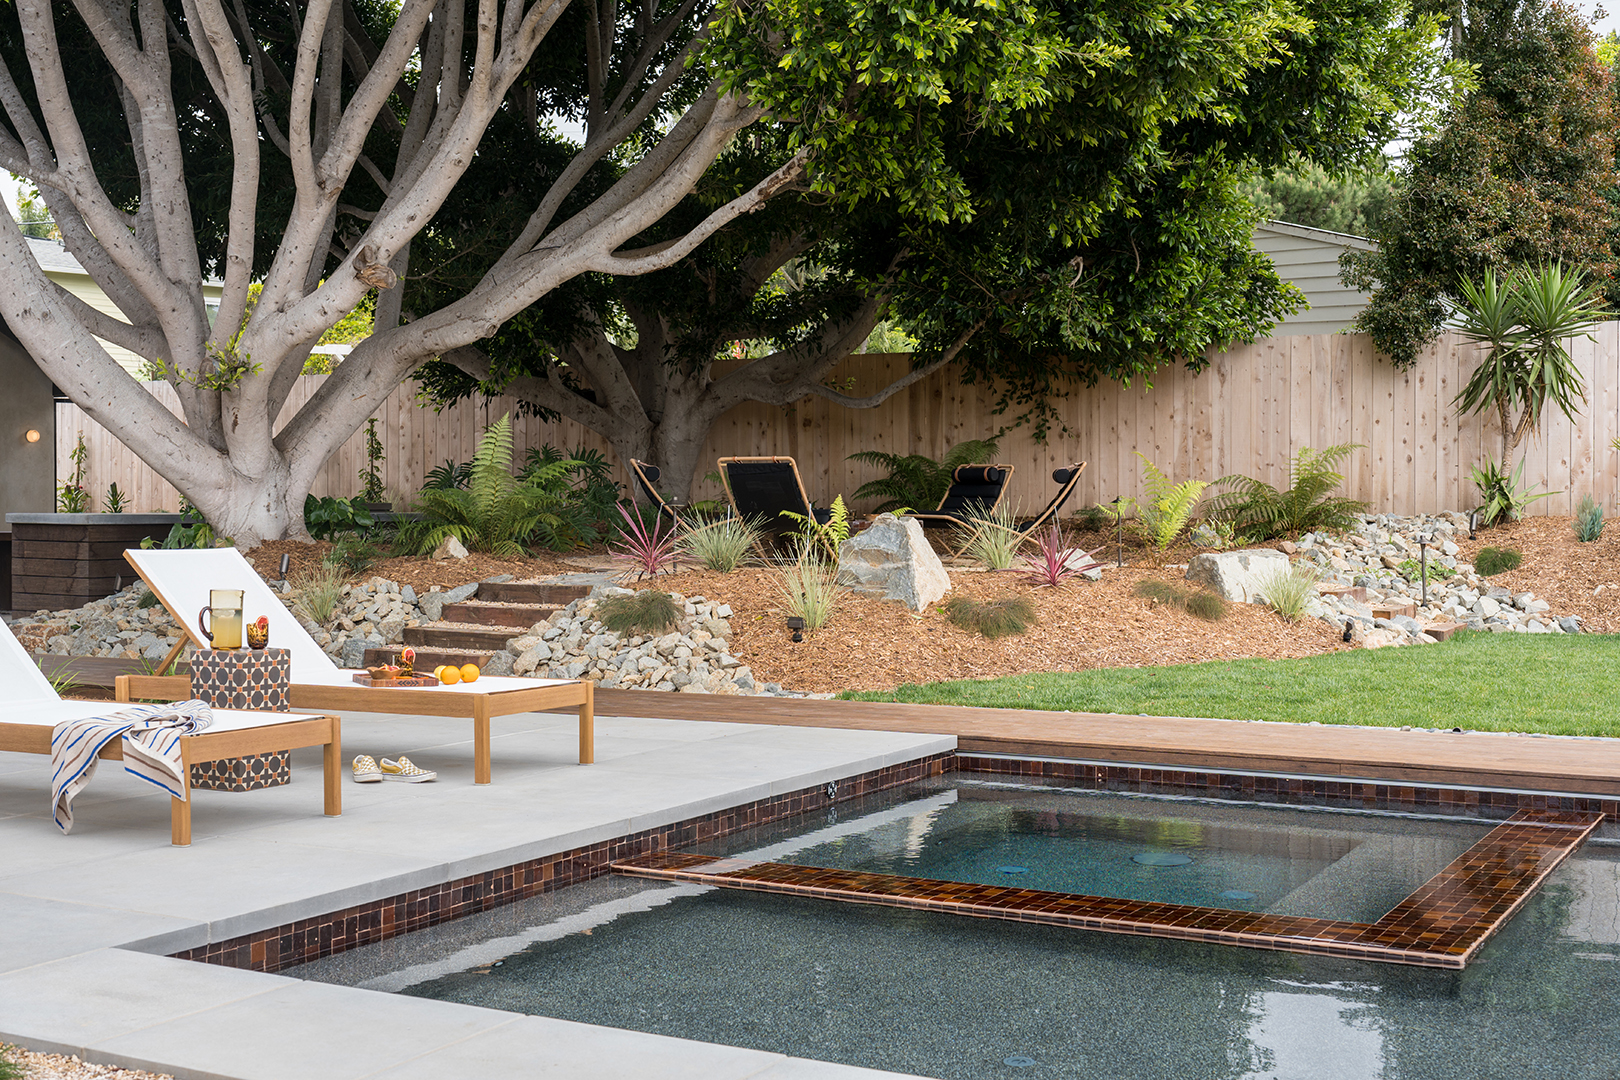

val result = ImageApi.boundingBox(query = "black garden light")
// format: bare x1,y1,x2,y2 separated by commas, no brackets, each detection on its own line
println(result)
1468,511,1478,541
1418,535,1431,607
786,615,805,643
280,553,291,579
1113,496,1124,567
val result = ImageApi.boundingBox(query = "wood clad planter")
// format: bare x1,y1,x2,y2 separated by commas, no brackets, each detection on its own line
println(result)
6,513,182,612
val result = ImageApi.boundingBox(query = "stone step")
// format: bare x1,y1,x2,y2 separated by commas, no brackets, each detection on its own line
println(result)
362,646,493,671
403,624,517,652
1369,599,1417,620
475,582,590,605
1317,584,1368,604
1420,621,1467,642
440,601,557,629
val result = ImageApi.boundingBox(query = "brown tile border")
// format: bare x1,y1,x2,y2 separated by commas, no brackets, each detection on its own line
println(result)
169,752,952,973
612,809,1603,969
956,754,1620,823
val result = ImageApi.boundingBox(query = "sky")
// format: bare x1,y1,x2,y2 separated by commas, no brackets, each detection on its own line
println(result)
5,1,1620,222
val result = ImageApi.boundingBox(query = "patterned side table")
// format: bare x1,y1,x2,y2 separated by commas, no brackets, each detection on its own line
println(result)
188,648,292,791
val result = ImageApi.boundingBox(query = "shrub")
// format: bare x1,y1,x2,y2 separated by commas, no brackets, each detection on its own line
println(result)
0,1042,24,1080
780,555,845,631
679,515,762,573
1104,454,1207,552
136,590,158,609
1471,458,1554,527
849,438,1000,513
958,504,1020,570
781,495,850,561
943,595,1036,638
1207,444,1366,541
291,562,345,624
304,495,376,541
1475,546,1523,576
328,536,386,575
1130,579,1226,621
1395,557,1454,586
597,590,680,635
1258,564,1321,622
1182,590,1227,621
1574,494,1604,542
1021,523,1081,588
103,482,129,513
610,503,677,581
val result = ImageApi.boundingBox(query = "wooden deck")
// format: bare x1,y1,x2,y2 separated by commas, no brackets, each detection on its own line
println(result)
32,656,1620,798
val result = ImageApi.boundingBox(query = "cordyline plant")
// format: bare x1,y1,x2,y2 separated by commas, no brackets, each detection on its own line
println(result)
1021,523,1088,588
611,503,678,582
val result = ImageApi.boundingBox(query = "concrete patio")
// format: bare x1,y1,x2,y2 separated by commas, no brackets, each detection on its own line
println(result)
0,704,953,1079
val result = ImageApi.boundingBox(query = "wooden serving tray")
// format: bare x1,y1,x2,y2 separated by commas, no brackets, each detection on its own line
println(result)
351,673,440,688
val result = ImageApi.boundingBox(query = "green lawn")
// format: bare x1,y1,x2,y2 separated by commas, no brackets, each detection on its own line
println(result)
842,632,1620,738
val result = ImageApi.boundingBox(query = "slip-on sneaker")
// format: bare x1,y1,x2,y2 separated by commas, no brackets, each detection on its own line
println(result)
351,755,382,783
380,756,437,783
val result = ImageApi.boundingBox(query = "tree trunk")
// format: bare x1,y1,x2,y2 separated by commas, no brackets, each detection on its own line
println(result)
183,451,310,548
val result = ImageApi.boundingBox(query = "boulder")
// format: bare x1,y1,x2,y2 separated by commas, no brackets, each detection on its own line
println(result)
836,514,950,611
1184,548,1291,603
432,535,469,560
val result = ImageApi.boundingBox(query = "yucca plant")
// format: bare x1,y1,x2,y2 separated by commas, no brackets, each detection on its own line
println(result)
1574,494,1604,542
399,414,594,555
679,514,762,572
958,503,1020,570
849,438,1001,512
1207,445,1366,541
1470,458,1554,527
610,502,678,581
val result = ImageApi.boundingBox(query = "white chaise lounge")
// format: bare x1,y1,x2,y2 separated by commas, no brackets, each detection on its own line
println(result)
0,618,340,845
122,547,594,784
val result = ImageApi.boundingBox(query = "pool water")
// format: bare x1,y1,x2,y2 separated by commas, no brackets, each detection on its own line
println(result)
289,781,1620,1079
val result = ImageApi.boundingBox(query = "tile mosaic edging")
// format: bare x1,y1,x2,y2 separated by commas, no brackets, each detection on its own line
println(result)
169,752,952,973
957,754,1620,823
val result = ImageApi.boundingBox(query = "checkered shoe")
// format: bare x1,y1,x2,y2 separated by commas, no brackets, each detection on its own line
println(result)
351,755,382,783
380,756,437,783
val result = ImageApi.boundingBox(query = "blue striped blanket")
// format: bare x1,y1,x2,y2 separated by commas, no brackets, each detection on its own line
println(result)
51,701,215,833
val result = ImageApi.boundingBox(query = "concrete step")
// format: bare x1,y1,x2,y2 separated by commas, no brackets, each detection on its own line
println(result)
403,624,517,652
476,582,590,605
440,601,557,629
363,645,493,671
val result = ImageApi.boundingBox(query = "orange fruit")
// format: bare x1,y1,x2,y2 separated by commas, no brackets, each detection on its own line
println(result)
432,665,446,679
439,666,461,685
459,663,480,683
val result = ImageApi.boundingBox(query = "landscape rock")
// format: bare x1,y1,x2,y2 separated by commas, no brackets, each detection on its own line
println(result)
431,535,469,560
444,582,480,605
836,513,950,611
1184,548,1291,603
419,590,446,621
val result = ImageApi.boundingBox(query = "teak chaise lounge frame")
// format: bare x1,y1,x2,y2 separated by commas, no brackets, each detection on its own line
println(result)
717,455,836,561
123,547,594,785
0,621,341,846
1004,463,1088,551
898,463,1016,559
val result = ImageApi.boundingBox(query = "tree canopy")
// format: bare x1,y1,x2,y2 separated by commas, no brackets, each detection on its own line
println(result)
1342,0,1619,367
1240,160,1395,236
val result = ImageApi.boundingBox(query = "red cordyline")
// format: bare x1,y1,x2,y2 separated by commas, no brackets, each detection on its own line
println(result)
611,503,678,580
1021,523,1091,587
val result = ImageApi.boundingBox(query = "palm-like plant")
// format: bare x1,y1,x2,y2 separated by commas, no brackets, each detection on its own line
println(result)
400,414,593,555
849,438,1001,512
1453,263,1607,473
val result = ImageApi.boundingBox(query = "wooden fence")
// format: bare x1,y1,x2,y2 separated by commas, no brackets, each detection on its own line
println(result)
54,326,1620,519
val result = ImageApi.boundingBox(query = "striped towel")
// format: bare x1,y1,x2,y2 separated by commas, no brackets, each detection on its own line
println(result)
50,700,215,834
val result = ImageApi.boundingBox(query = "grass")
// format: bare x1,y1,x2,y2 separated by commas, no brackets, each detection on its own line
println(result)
290,562,346,624
1129,580,1227,621
1475,546,1523,576
942,594,1036,638
598,590,680,635
842,632,1620,737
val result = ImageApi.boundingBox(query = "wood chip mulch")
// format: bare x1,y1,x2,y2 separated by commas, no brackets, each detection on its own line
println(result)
1453,516,1620,633
243,540,582,593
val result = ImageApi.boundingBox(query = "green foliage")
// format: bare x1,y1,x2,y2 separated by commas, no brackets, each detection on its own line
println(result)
1395,557,1454,586
16,183,58,239
1130,579,1227,621
140,509,227,550
942,595,1036,639
1258,564,1321,621
101,483,128,514
360,419,386,503
1452,263,1606,470
781,496,851,562
779,553,845,632
1475,546,1523,577
1106,454,1207,552
327,536,386,575
146,338,262,392
1240,159,1395,235
597,591,681,636
679,515,763,573
291,562,345,625
1343,2,1617,367
849,439,1001,514
57,432,90,513
1208,445,1367,541
1574,495,1604,542
423,459,473,491
1073,505,1112,531
399,415,598,556
304,495,375,541
958,504,1020,570
1471,459,1555,527
136,590,158,609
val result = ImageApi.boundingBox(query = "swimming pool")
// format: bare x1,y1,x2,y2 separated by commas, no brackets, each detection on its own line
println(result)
290,780,1620,1079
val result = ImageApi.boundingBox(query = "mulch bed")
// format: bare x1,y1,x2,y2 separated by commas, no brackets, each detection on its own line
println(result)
243,540,581,594
1452,516,1620,633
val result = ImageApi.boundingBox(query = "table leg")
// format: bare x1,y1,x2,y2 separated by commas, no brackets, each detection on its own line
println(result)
474,700,492,784
579,681,595,765
171,742,192,846
324,717,342,816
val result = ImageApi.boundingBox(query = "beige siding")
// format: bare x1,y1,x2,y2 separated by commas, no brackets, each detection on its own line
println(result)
45,273,224,377
56,326,1620,520
1254,223,1375,337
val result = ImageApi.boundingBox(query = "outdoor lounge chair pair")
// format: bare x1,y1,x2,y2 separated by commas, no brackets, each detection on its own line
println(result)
0,617,341,845
715,456,835,560
901,462,1088,559
118,548,595,785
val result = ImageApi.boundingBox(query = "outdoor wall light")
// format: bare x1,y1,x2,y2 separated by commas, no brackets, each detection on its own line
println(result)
786,615,806,643
24,429,41,443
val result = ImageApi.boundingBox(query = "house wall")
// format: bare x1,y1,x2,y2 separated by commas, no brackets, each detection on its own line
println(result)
0,330,57,527
45,272,224,377
1253,223,1375,337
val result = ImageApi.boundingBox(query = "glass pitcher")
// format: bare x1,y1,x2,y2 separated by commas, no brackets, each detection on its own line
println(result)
197,589,245,649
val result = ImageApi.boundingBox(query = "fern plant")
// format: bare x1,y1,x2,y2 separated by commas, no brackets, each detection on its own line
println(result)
849,438,1000,512
398,414,594,555
1207,444,1366,541
1105,454,1207,552
781,495,850,562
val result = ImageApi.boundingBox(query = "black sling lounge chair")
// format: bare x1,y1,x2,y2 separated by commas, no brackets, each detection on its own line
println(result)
627,459,684,527
899,463,1015,558
717,456,833,559
1006,462,1088,550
